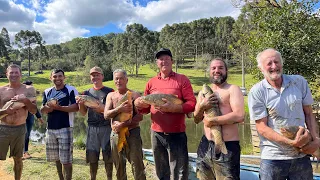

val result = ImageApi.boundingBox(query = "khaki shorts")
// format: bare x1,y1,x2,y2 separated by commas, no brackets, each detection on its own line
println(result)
0,124,26,160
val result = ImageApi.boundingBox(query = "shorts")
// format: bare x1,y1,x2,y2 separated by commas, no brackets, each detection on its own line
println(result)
86,125,112,164
0,124,26,160
45,127,73,164
196,135,240,180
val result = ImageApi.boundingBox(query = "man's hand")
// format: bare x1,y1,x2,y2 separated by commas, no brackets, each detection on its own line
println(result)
203,117,218,127
76,98,85,105
154,98,179,113
112,121,124,133
42,105,54,114
200,93,218,110
117,100,132,113
134,97,150,109
300,138,320,156
289,127,312,148
3,103,16,115
11,94,29,103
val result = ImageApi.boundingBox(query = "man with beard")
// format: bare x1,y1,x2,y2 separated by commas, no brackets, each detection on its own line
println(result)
248,48,319,180
193,57,245,180
77,66,114,180
41,69,79,180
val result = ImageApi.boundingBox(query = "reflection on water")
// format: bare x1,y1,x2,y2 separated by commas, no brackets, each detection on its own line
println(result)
31,113,252,153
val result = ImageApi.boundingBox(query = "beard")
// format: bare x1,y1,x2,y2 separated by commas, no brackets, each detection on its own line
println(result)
210,73,228,85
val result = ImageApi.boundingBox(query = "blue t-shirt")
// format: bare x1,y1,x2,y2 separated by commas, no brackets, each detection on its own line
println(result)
248,74,314,160
43,85,78,130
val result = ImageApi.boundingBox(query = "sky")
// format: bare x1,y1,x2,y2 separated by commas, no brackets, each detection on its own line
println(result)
1,0,241,45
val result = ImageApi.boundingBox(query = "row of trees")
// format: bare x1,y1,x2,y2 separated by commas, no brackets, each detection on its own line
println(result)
0,0,319,99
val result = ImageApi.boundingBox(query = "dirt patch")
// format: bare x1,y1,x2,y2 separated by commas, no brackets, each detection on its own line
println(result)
0,160,14,180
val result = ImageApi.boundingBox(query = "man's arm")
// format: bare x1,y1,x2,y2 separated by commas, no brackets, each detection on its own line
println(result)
131,92,143,124
194,92,205,124
204,85,245,126
103,92,120,119
301,105,320,154
21,86,37,114
53,103,79,112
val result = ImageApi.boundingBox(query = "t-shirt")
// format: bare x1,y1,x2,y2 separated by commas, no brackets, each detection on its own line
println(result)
84,87,113,127
43,85,78,130
248,74,314,160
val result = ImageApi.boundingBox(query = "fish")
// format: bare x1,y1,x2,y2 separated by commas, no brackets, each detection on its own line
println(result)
113,90,132,152
46,98,58,107
0,97,36,120
75,95,100,108
201,84,227,154
281,126,320,168
140,93,183,106
140,93,193,117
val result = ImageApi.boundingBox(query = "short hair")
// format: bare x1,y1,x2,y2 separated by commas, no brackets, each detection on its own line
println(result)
113,69,127,79
208,57,228,72
7,64,21,73
51,69,65,76
256,48,284,68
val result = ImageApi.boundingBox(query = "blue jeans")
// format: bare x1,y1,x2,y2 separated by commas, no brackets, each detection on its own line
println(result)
260,156,313,180
151,130,189,180
25,113,34,152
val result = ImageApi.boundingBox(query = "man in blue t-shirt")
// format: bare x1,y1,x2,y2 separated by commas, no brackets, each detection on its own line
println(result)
41,69,79,180
77,66,114,180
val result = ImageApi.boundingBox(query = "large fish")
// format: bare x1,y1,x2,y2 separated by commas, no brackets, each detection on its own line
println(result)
140,93,194,117
0,97,36,120
75,95,101,108
201,84,227,154
141,93,183,106
281,126,320,168
113,90,133,152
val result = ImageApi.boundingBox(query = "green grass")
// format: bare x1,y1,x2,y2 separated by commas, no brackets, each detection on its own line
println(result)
1,144,156,180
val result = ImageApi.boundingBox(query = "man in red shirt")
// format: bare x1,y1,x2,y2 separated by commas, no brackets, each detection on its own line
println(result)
135,48,196,180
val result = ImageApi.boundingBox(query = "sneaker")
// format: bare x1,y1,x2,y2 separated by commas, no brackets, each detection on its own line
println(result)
22,152,32,160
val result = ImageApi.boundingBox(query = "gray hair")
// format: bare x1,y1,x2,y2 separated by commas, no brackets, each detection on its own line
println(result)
256,48,284,68
7,64,22,73
113,69,127,79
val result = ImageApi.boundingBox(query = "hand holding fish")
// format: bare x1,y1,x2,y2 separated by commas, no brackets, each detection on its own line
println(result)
283,126,311,148
112,120,130,133
300,138,320,156
154,98,180,113
134,97,151,109
11,94,29,103
117,100,132,113
200,93,218,110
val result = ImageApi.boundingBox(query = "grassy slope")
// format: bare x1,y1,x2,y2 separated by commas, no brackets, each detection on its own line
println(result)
0,65,257,179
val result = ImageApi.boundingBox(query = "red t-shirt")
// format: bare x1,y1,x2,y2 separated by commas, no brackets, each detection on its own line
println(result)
140,71,196,133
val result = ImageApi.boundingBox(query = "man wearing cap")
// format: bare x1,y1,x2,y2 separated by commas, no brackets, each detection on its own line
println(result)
135,48,196,180
77,66,114,180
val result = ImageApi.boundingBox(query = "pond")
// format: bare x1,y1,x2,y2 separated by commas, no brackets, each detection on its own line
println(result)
30,113,252,153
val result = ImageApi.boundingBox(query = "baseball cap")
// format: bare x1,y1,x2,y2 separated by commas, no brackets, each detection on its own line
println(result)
155,48,172,59
90,66,103,75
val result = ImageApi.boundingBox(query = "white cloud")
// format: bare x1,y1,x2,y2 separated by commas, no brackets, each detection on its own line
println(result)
2,0,241,45
130,0,241,31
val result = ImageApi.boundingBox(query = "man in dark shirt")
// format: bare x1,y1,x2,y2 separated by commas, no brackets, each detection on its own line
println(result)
41,69,79,180
77,66,114,180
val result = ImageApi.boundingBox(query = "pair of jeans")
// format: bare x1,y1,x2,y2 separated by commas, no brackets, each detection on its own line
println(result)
260,156,313,180
25,113,34,152
151,130,189,180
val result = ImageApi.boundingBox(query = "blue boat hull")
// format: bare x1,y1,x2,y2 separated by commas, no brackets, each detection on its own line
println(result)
143,149,320,180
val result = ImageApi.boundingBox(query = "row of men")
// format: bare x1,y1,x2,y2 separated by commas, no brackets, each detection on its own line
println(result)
0,47,318,180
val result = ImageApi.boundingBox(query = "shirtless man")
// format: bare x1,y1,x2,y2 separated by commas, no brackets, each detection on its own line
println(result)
194,58,245,180
0,64,37,180
104,69,146,180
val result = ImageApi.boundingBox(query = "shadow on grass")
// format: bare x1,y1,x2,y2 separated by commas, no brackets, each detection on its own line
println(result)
28,157,87,166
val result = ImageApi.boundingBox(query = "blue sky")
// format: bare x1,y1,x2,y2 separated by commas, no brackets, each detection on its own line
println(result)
1,0,241,44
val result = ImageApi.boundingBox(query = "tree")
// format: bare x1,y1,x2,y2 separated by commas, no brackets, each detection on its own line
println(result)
15,30,43,76
0,27,11,61
232,0,320,83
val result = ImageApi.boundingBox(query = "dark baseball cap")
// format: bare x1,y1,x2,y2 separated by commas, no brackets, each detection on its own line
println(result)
155,48,172,59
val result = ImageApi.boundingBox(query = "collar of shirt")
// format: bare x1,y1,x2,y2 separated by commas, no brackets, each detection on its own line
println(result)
262,74,292,92
157,71,176,79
